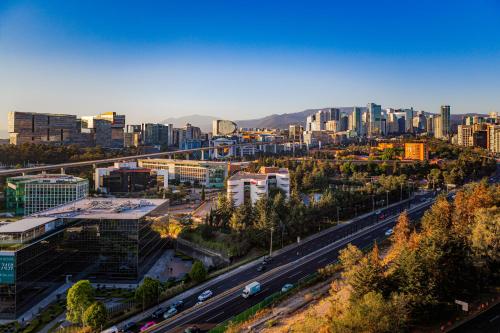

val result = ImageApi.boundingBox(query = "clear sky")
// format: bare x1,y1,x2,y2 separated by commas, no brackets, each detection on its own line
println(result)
1,0,499,130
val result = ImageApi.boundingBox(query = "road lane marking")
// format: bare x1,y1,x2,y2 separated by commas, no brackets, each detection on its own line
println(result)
317,257,329,264
288,270,303,279
206,311,225,322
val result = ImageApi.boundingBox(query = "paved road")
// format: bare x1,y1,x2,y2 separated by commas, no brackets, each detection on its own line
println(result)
137,193,435,333
449,302,500,333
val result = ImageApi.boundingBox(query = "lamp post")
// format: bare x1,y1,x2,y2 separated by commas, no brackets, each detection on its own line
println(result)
269,226,274,257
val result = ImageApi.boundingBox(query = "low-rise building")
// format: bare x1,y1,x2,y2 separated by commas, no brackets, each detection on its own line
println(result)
5,174,89,215
227,167,290,206
137,159,230,188
404,142,428,161
94,162,163,194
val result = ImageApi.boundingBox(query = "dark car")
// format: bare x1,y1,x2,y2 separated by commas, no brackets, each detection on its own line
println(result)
121,322,136,332
256,265,266,272
171,300,184,309
151,307,166,318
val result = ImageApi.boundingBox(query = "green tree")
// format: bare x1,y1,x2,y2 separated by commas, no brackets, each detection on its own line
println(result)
135,277,162,308
189,261,207,283
470,207,500,274
67,280,94,324
83,301,107,331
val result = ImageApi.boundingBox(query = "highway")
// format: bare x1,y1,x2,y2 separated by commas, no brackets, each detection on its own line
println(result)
133,192,436,333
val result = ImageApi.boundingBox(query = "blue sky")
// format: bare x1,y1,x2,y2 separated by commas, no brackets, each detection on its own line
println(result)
1,0,499,129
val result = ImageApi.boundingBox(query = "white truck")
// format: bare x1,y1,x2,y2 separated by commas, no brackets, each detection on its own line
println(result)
242,281,261,298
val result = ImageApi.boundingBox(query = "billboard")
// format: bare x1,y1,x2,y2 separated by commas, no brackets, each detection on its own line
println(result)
0,253,15,284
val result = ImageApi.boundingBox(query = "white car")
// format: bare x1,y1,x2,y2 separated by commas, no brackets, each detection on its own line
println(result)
197,290,213,302
385,228,393,236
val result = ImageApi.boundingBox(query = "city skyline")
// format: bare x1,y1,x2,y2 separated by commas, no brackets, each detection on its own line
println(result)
1,1,500,131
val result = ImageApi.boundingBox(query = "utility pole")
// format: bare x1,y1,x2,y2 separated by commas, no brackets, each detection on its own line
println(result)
386,190,389,207
269,226,274,257
337,207,340,224
400,183,403,201
372,195,375,211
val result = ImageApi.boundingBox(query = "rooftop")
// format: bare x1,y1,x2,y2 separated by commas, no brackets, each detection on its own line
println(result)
7,174,87,183
34,198,168,220
0,217,58,233
228,172,269,181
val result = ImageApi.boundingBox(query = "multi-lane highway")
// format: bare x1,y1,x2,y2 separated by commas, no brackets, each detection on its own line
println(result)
127,192,435,333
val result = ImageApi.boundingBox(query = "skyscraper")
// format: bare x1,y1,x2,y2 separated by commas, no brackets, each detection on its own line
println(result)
350,107,363,135
440,105,451,138
366,103,382,137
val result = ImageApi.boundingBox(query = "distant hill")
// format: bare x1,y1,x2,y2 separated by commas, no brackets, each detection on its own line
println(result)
160,114,218,132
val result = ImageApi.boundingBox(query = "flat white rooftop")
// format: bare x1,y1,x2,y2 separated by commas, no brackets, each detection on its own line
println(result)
34,198,167,220
0,217,58,233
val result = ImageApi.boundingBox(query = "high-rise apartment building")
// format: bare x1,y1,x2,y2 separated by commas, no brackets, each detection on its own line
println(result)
288,124,304,142
487,124,500,153
434,115,443,139
5,174,89,215
404,142,428,161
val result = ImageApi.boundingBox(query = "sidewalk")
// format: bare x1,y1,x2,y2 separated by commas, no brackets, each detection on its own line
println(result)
18,282,72,323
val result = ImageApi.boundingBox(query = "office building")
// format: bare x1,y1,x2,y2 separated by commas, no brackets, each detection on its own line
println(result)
94,162,165,194
366,103,382,137
138,159,230,188
440,105,451,138
5,174,89,216
227,167,290,207
0,198,168,319
404,142,428,161
81,112,125,148
350,107,363,135
140,123,170,146
8,111,78,145
434,115,443,139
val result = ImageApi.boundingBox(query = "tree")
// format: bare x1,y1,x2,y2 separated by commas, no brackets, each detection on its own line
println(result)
135,277,162,308
189,261,207,283
347,244,385,299
470,207,500,274
67,280,94,324
386,210,411,263
330,291,409,333
83,302,107,331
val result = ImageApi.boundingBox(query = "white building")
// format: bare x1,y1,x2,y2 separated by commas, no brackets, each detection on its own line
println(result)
227,167,290,206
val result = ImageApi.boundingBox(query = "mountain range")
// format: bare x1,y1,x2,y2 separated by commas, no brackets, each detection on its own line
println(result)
162,109,488,132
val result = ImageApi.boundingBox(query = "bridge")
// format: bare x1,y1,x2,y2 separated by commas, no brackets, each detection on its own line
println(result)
0,141,298,177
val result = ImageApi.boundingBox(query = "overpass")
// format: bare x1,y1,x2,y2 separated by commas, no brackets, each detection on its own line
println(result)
0,141,298,177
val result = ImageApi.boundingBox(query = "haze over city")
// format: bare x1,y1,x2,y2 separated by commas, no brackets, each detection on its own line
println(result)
1,0,500,134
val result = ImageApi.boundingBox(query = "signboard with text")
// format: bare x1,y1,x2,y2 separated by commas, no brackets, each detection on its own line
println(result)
0,253,15,284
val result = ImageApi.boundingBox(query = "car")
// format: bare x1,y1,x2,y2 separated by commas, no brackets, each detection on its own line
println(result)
120,322,136,332
151,307,166,318
262,256,272,264
256,265,266,272
171,300,184,309
281,283,294,293
163,307,178,319
195,301,204,306
198,290,213,302
385,228,393,236
184,326,201,333
375,210,382,215
140,321,156,332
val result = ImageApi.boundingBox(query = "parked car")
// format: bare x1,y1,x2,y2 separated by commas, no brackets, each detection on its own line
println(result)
281,283,294,293
163,307,178,319
140,322,156,332
385,228,394,236
198,290,213,302
151,307,166,318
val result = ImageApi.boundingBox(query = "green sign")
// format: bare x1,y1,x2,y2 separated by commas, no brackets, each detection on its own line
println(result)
0,255,15,284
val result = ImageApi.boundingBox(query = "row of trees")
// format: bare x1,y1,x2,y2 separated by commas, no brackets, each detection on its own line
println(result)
295,181,499,332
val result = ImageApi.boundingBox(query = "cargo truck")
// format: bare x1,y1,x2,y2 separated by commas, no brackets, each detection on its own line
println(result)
242,281,261,298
